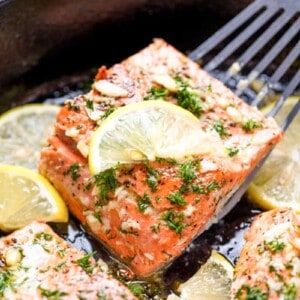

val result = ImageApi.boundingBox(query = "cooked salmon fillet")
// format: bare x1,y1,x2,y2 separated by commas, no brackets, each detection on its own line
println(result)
39,38,283,276
0,222,136,299
231,208,300,300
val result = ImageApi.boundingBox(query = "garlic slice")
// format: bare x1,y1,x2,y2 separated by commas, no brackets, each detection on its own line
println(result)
93,80,128,98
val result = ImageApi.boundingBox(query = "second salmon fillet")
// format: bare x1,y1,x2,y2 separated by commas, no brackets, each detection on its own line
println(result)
39,39,283,276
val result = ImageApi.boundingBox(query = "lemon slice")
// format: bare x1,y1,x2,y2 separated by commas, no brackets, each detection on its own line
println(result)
247,96,300,212
0,164,68,232
0,104,60,171
168,250,234,300
89,100,223,174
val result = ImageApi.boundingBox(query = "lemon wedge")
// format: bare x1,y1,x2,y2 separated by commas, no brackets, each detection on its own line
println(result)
89,100,223,174
0,104,60,171
247,96,300,212
0,164,68,232
168,250,234,300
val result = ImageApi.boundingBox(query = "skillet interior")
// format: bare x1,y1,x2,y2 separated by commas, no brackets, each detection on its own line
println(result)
0,1,267,298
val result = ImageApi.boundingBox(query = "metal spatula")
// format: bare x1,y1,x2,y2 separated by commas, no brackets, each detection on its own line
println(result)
189,0,300,218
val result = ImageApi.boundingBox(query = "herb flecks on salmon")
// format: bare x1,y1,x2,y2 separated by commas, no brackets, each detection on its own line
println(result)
39,38,283,276
231,208,300,300
0,222,136,299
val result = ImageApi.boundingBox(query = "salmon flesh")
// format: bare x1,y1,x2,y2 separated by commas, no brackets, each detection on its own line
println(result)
39,39,283,276
231,208,300,299
0,221,136,299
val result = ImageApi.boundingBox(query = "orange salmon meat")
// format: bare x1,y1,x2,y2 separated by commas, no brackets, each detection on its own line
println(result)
232,208,300,300
0,222,137,299
39,39,283,276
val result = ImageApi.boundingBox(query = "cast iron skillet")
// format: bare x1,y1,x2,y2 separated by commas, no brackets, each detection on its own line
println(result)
0,1,264,298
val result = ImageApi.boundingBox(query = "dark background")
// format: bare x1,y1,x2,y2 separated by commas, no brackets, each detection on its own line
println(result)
0,0,252,110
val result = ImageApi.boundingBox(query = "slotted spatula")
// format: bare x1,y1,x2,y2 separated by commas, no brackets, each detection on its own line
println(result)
189,0,300,218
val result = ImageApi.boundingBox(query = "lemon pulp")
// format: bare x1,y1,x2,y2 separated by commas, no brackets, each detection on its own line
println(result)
89,100,223,174
0,104,60,171
168,250,234,300
247,96,300,212
0,164,68,232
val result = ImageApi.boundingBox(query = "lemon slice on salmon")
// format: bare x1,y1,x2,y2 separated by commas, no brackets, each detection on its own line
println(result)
247,96,300,212
89,100,223,174
0,104,60,171
168,250,234,300
0,164,68,232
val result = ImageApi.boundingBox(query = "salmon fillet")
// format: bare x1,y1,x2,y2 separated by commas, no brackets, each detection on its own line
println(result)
39,38,283,276
231,208,300,300
0,222,136,299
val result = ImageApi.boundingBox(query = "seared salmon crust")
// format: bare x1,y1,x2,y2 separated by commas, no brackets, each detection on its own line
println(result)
39,38,283,276
0,222,136,299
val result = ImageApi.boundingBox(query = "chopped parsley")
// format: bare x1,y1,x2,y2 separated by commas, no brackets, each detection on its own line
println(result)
179,184,190,194
137,193,152,212
76,252,96,274
178,160,198,184
97,292,110,299
144,87,169,100
167,192,187,206
213,120,228,137
64,163,81,181
264,238,285,253
156,157,178,165
242,118,262,132
101,107,116,120
235,285,268,300
161,210,185,234
226,147,239,157
174,76,203,118
94,168,117,205
282,283,297,300
34,232,53,243
192,181,220,194
85,98,94,110
144,164,159,192
127,282,145,296
0,270,13,297
53,262,66,271
207,182,220,191
57,248,66,258
67,101,80,112
39,286,68,300
92,212,102,223
207,83,213,93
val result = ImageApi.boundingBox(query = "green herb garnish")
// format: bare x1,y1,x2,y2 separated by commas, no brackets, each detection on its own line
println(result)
144,164,159,192
213,120,228,137
282,283,297,300
94,168,117,204
67,101,80,112
264,238,285,253
137,193,152,212
0,270,13,297
226,147,239,157
127,282,145,296
235,285,268,300
39,286,68,300
76,252,96,274
161,210,185,234
144,87,169,100
178,160,198,184
167,192,187,206
64,163,80,181
174,76,203,118
86,98,94,110
242,118,262,132
101,108,116,120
